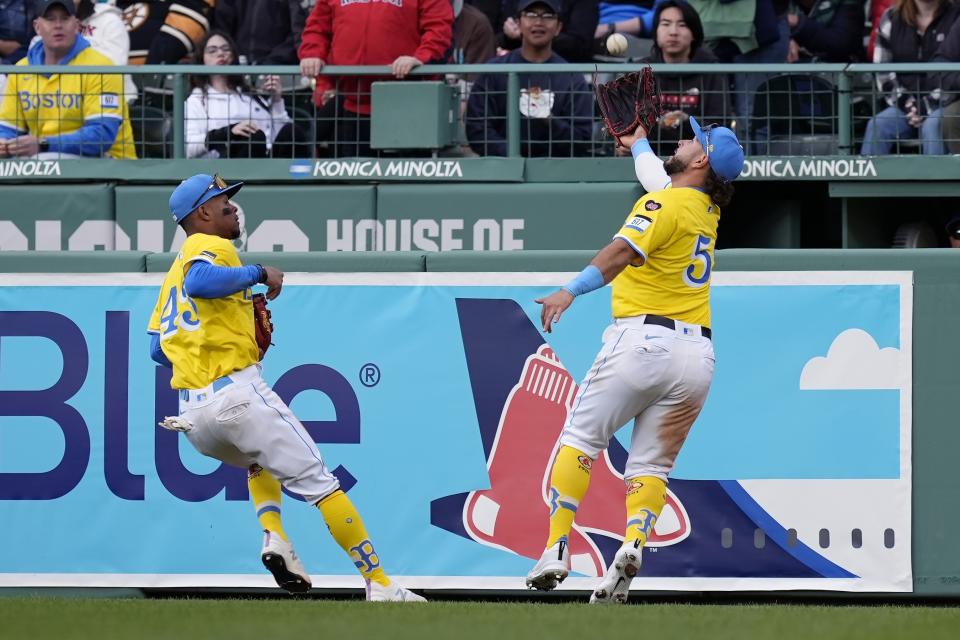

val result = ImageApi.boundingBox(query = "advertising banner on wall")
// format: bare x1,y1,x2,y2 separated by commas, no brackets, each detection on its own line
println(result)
0,185,115,251
0,272,912,591
111,184,644,253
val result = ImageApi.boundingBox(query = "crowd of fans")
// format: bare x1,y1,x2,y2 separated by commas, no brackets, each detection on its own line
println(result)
2,0,960,160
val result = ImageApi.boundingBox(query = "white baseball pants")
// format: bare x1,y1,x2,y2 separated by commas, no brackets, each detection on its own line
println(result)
560,315,715,480
177,364,340,504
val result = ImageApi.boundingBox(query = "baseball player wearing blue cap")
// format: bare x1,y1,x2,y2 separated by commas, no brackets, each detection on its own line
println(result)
147,174,424,602
526,119,744,603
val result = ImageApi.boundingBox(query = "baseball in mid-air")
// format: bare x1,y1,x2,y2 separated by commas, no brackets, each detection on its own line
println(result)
606,33,629,57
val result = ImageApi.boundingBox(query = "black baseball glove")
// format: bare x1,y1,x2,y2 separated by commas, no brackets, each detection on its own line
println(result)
595,66,663,147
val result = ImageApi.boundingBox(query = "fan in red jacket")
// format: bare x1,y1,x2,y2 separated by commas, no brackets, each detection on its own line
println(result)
298,0,454,115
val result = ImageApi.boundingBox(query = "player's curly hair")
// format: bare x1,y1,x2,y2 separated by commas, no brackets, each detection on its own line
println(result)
704,167,735,208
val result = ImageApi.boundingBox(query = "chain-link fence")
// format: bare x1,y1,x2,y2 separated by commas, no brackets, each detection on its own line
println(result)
2,63,960,160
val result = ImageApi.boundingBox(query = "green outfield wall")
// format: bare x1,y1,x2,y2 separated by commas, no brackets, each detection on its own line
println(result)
0,167,952,252
1,249,958,595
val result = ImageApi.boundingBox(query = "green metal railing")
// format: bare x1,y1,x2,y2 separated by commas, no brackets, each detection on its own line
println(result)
2,62,960,159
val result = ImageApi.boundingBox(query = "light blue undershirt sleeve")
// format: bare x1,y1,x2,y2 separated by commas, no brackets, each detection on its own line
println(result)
183,261,261,299
562,264,605,297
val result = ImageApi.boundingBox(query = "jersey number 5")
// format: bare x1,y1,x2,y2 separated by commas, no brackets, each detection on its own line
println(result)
159,285,201,337
682,234,712,288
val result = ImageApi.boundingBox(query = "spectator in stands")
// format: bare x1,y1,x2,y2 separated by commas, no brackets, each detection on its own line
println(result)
594,0,661,44
213,0,307,65
453,0,496,65
495,0,598,62
186,31,309,159
0,0,33,64
868,0,895,59
641,0,727,155
947,214,960,247
787,0,865,62
700,0,789,64
0,0,136,159
38,1,137,101
76,1,127,64
861,0,958,156
452,0,496,157
466,0,593,156
689,0,789,142
117,0,212,64
934,12,960,152
299,0,453,157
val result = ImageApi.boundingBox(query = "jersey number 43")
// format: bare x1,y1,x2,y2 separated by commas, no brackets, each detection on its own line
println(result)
159,285,201,337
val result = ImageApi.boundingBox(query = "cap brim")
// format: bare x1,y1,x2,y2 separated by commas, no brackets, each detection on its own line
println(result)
196,181,243,210
40,0,76,16
689,115,707,149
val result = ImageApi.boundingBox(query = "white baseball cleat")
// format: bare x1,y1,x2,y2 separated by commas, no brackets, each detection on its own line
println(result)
525,539,570,591
589,541,642,604
365,579,427,602
261,530,312,594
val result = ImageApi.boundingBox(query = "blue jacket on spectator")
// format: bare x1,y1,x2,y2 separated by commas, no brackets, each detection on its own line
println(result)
0,0,34,64
466,49,594,157
598,0,662,38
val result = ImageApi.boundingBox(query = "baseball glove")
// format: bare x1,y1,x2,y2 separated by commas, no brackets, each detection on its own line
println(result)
252,293,274,359
594,66,663,147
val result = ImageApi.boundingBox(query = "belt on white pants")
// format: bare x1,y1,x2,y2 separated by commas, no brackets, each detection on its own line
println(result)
617,314,712,340
177,363,261,408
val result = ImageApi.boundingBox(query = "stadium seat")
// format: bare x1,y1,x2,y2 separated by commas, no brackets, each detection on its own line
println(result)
136,73,175,113
128,104,172,159
286,107,317,159
749,74,837,155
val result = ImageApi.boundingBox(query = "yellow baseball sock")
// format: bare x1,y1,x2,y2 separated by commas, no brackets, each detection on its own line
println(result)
248,465,287,542
624,475,667,548
546,445,593,548
316,489,390,586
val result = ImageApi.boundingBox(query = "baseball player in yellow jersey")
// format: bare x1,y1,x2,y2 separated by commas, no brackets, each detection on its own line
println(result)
147,173,424,602
526,117,744,603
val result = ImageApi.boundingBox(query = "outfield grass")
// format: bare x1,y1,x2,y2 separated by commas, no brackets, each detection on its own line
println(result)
3,597,959,640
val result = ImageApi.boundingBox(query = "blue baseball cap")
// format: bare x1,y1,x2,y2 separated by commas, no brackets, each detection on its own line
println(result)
168,173,243,223
689,116,744,182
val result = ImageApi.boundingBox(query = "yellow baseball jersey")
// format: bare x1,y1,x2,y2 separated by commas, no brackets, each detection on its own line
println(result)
611,187,719,327
147,233,258,389
0,46,136,159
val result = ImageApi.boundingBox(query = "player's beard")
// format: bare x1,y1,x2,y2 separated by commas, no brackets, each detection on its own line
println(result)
222,205,242,239
663,155,687,175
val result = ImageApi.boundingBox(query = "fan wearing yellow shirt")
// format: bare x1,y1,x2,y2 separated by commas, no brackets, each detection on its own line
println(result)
147,173,425,602
526,117,744,604
0,0,135,160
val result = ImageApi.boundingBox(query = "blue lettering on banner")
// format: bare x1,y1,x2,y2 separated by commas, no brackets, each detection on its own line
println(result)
0,311,90,499
0,308,360,502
